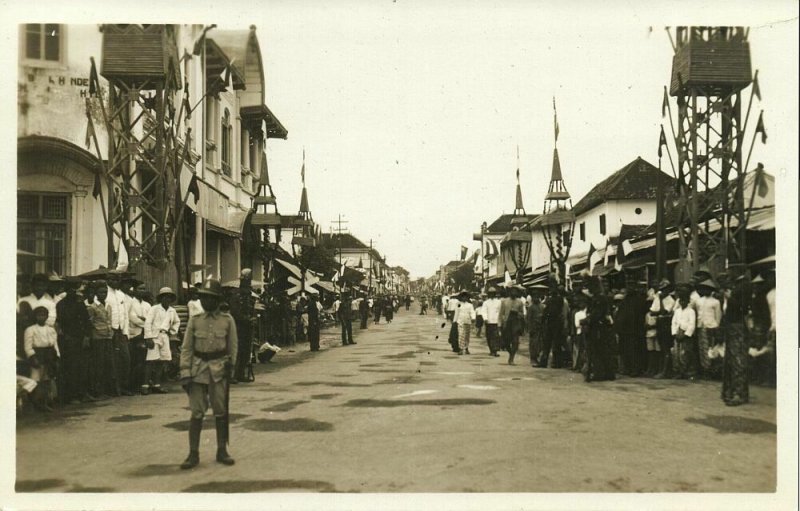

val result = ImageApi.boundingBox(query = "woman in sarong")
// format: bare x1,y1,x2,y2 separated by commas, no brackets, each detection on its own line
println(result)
721,267,751,406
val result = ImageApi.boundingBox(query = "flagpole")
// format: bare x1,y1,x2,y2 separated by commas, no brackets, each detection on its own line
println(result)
656,128,666,282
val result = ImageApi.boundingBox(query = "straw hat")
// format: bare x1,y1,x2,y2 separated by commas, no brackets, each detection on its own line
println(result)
697,278,717,290
157,287,177,300
198,279,224,297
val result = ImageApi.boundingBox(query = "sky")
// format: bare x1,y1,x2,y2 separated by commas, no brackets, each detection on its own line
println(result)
237,2,798,279
7,1,797,282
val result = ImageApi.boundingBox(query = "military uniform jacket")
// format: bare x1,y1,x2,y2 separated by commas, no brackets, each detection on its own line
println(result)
180,311,238,384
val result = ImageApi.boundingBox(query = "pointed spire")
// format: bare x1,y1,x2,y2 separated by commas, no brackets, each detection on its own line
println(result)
550,147,563,182
514,144,525,215
299,187,310,214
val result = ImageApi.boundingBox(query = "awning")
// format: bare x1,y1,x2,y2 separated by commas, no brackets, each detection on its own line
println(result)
274,258,302,278
314,280,337,293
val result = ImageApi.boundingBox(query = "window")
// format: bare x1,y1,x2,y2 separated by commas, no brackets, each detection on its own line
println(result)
221,108,231,176
579,222,586,242
240,124,249,170
635,207,643,215
563,229,571,248
23,24,62,63
599,213,606,236
17,193,70,276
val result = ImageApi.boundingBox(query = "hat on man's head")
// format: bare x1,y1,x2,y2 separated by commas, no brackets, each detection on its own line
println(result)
657,278,672,291
697,278,717,291
751,274,765,284
198,279,224,297
157,287,177,300
31,273,49,283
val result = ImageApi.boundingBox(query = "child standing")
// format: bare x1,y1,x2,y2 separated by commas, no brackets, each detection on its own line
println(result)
24,306,61,411
143,287,180,394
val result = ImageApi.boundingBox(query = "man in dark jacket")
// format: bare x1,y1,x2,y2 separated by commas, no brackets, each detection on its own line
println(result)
56,278,94,403
340,292,355,345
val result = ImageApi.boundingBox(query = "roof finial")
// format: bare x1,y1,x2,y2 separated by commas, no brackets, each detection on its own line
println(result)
553,96,560,146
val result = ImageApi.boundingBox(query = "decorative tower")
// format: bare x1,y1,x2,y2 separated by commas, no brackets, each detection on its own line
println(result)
537,97,575,284
665,26,761,281
292,148,316,249
503,146,532,284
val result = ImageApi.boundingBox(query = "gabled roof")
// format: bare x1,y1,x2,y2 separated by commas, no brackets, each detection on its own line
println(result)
486,213,539,233
619,224,649,241
572,157,676,216
320,233,369,250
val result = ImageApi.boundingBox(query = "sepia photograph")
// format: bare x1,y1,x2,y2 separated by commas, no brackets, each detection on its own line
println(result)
3,1,798,510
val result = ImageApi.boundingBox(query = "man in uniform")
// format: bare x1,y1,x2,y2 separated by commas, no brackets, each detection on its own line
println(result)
179,279,238,469
229,269,255,383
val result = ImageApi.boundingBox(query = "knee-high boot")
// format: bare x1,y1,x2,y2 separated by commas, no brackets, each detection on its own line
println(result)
180,418,202,469
215,416,235,465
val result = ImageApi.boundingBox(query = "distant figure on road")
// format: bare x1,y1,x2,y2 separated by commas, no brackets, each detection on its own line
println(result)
404,295,411,311
481,287,501,357
384,296,395,323
373,296,383,324
500,286,526,365
419,296,428,315
454,291,476,355
359,295,370,329
308,294,321,351
340,292,355,345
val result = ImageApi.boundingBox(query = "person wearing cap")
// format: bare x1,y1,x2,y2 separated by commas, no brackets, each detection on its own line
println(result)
18,273,57,328
481,287,502,357
56,278,94,404
695,278,722,378
178,279,238,469
453,291,476,355
127,283,151,394
143,287,180,395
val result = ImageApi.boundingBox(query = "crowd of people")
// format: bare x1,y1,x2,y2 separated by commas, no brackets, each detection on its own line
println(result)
430,263,776,407
15,264,419,413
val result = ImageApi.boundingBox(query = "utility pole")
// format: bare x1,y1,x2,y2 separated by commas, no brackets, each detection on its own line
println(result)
330,213,349,273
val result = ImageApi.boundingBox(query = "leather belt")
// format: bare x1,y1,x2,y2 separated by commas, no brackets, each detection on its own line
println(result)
194,350,227,361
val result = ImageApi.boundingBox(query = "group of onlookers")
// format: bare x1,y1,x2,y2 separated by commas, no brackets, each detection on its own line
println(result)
16,271,191,412
436,263,776,406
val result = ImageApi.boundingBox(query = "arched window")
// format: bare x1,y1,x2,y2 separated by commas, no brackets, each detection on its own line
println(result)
221,108,231,176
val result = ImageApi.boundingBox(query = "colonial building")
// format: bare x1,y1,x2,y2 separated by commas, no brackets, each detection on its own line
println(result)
17,24,286,291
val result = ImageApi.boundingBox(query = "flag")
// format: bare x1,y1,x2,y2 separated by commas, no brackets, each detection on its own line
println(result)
516,145,520,182
754,111,767,144
587,243,596,273
187,173,200,204
89,58,99,97
658,125,667,159
84,118,94,149
752,71,761,101
182,84,192,120
460,246,468,261
662,86,668,118
92,170,102,200
754,163,769,198
301,148,306,185
553,97,560,142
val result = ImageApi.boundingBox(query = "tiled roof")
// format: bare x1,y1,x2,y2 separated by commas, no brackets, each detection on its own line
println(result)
486,213,539,233
572,157,676,216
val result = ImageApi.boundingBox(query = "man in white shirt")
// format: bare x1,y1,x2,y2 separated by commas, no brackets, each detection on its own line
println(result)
187,285,204,318
18,273,57,327
453,291,477,355
106,272,132,396
445,295,459,321
652,279,675,379
128,283,152,394
143,287,181,394
482,287,502,357
671,287,697,379
694,279,722,378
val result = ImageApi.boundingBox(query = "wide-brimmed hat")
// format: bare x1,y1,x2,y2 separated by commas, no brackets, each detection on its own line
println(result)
157,287,177,300
198,279,224,297
487,287,498,294
751,274,765,284
697,278,717,290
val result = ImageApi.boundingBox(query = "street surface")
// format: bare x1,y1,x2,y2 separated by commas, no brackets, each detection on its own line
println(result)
16,305,776,493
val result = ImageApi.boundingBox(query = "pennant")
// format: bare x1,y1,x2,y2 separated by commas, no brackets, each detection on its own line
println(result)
84,118,94,149
754,163,769,198
516,145,520,182
460,246,468,261
662,86,668,118
92,170,102,200
182,84,192,120
187,173,200,203
752,71,761,101
658,125,667,159
587,243,596,272
622,239,633,256
754,111,767,144
553,97,560,142
89,58,99,97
